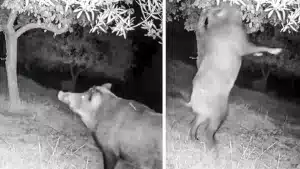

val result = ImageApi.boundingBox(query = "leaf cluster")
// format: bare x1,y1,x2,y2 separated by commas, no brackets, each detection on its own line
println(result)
1,0,162,42
57,26,105,70
167,0,300,34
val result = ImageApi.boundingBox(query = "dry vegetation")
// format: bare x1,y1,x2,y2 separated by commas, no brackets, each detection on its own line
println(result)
166,59,300,169
0,67,104,169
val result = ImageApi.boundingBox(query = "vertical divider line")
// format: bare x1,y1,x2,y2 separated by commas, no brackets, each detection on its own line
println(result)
162,0,167,168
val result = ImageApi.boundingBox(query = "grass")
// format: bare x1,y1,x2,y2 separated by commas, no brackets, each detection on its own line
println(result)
0,67,103,169
166,59,300,169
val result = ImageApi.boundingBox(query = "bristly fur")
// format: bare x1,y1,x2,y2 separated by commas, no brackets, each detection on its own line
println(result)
58,83,162,169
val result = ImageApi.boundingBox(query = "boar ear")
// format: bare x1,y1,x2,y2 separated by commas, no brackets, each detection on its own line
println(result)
102,83,112,90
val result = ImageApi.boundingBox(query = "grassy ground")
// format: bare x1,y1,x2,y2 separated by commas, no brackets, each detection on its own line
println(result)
0,67,104,169
166,59,300,169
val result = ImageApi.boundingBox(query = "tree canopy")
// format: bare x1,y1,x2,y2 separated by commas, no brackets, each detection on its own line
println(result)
0,0,162,108
167,0,300,34
0,0,162,42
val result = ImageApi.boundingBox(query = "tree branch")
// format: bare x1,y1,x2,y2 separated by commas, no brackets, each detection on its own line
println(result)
6,11,18,33
261,64,271,79
73,67,83,80
13,24,22,30
15,22,69,38
262,68,270,80
265,68,271,79
261,64,267,78
77,67,87,76
70,62,75,79
260,65,265,77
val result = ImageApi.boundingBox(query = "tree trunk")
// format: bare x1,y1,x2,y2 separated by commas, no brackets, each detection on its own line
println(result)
69,64,76,92
4,33,20,107
70,73,78,92
3,10,70,110
70,64,85,92
252,65,271,92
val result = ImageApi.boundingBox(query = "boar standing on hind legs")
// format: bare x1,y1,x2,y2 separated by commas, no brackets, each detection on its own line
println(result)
57,83,162,169
188,4,282,150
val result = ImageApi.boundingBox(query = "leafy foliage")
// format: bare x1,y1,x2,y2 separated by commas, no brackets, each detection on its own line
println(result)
58,26,103,72
17,27,134,81
167,0,300,34
0,0,162,42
